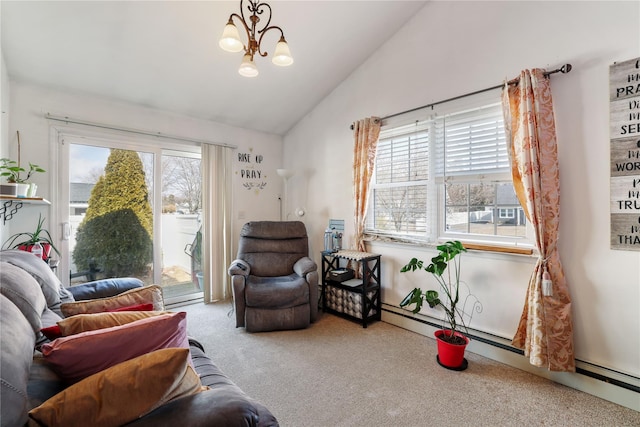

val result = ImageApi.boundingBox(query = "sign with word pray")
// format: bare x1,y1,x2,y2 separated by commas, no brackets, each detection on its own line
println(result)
237,149,267,193
610,57,640,250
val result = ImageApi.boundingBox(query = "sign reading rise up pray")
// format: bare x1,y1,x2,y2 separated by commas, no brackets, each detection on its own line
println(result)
610,57,640,250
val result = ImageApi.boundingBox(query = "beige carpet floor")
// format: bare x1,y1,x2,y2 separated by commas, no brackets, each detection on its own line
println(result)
179,301,639,427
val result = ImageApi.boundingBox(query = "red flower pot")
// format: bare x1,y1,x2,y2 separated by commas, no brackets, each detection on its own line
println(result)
434,329,469,370
18,244,52,261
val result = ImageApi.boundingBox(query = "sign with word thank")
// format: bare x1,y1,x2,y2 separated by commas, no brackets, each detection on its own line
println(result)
610,57,640,250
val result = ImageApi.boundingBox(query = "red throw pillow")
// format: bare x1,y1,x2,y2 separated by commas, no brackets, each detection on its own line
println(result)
108,303,154,312
41,325,62,340
41,312,189,384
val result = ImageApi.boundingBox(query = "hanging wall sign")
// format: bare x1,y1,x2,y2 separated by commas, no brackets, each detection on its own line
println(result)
236,148,267,194
610,57,640,250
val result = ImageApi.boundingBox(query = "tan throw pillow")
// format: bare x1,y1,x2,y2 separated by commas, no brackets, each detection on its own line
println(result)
57,310,169,336
28,348,206,427
60,284,164,317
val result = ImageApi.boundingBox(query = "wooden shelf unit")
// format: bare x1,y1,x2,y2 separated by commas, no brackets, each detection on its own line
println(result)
320,250,382,328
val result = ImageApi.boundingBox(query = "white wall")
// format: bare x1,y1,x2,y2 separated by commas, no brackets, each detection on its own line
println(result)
1,52,8,158
4,81,283,263
284,0,640,384
0,50,10,244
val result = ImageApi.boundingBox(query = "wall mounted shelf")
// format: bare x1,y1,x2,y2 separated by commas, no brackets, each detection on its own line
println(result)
0,196,51,224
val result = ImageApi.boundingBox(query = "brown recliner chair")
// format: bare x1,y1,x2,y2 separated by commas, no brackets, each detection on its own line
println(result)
228,221,318,332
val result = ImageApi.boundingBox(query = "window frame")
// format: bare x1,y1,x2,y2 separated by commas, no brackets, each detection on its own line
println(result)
365,92,534,251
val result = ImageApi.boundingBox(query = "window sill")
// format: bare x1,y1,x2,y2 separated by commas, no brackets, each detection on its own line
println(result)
364,233,535,256
461,242,534,256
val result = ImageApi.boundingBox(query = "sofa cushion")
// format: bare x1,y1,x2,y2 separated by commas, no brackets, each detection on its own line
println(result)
37,307,65,347
67,277,144,301
57,310,168,336
126,343,279,427
40,306,64,327
0,250,69,308
0,261,47,333
245,274,309,309
245,305,311,333
28,348,205,427
41,311,189,383
237,221,309,277
1,294,37,427
27,352,65,411
60,284,164,317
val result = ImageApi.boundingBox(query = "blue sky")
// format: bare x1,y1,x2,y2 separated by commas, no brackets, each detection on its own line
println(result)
69,144,109,183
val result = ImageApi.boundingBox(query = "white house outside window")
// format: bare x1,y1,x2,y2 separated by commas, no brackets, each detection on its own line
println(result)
500,208,515,219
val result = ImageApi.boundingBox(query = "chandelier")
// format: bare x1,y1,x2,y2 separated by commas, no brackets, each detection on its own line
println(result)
218,0,293,77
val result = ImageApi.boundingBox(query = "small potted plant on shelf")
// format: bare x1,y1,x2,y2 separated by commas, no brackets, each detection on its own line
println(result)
2,214,60,262
400,240,481,370
0,158,19,196
0,158,45,197
0,132,46,198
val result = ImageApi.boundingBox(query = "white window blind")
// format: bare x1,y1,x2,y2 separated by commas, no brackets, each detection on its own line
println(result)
436,103,509,177
376,122,430,184
367,97,529,245
369,122,430,235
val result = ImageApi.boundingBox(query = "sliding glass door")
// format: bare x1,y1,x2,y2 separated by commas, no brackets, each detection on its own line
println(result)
158,151,203,301
57,132,203,304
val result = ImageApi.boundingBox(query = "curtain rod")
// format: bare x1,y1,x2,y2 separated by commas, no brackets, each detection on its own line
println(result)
350,64,572,129
45,113,237,149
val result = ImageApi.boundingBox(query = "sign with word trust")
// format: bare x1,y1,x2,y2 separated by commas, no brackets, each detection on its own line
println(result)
610,57,640,250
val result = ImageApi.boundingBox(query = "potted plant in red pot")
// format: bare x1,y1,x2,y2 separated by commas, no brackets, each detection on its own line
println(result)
2,214,60,262
400,240,481,371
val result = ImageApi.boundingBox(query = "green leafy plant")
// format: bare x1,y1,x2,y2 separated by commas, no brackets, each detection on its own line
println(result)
0,158,45,183
400,240,469,344
2,214,60,258
74,209,152,277
73,149,153,277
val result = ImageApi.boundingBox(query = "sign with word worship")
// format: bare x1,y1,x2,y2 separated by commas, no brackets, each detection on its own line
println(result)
237,149,267,193
610,57,640,250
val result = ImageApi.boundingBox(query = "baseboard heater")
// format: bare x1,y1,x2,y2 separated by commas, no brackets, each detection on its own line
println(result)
381,305,640,394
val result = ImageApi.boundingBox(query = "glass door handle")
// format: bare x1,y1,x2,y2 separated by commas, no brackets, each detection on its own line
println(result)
62,222,71,240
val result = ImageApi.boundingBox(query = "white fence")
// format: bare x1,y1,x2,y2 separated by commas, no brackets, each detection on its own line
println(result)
69,213,200,275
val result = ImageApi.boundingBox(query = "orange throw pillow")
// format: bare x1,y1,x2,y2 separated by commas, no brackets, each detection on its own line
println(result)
28,348,206,427
60,285,164,317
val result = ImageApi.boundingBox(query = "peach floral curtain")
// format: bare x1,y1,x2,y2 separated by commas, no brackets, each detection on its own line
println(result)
352,117,381,252
502,69,575,372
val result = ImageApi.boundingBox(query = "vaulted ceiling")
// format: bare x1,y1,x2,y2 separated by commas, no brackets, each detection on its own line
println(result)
1,1,427,135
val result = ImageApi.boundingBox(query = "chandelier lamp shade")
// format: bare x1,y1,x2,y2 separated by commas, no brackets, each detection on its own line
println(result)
219,0,293,77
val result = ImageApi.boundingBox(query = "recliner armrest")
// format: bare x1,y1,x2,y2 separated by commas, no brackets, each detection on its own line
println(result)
67,277,144,301
228,259,250,277
293,257,317,277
